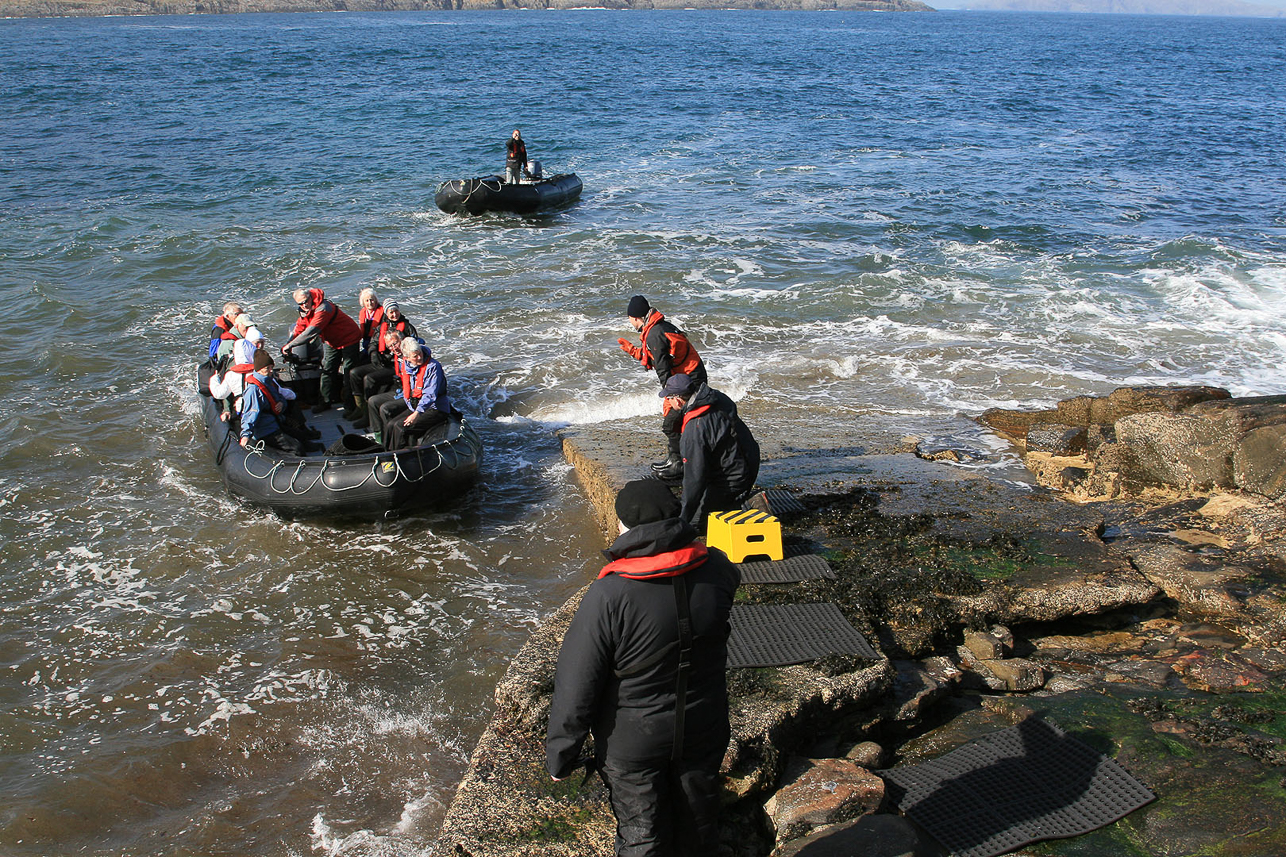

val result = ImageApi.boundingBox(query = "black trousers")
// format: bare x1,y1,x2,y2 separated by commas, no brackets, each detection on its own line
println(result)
661,409,682,458
349,362,396,400
384,406,448,452
367,391,401,438
598,745,723,857
321,342,360,407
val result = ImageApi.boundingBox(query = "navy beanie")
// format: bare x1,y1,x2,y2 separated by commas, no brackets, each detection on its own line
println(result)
627,295,650,318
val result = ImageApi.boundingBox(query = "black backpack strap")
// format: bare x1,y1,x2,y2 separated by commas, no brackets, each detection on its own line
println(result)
671,574,693,764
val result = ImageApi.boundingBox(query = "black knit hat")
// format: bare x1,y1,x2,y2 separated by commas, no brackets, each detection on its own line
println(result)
615,479,680,528
626,295,650,318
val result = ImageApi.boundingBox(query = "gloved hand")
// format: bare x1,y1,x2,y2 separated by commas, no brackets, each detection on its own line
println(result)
618,338,642,360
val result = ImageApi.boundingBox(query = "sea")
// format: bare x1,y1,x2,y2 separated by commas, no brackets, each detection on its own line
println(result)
1,8,1283,856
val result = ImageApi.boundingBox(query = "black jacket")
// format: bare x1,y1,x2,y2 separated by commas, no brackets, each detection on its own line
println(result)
642,312,708,388
546,518,740,776
679,384,760,527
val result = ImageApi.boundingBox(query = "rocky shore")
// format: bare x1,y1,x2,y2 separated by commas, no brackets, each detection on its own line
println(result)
436,386,1286,857
1,0,932,19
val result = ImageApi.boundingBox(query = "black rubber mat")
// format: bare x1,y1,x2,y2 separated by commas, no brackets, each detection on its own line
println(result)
727,603,880,668
737,552,836,584
744,488,807,518
881,717,1155,857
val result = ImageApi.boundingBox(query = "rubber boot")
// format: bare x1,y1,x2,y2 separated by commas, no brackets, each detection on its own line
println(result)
343,394,365,421
372,430,382,446
653,455,683,482
350,404,370,429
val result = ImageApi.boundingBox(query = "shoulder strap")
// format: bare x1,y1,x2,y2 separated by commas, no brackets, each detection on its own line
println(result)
671,574,692,763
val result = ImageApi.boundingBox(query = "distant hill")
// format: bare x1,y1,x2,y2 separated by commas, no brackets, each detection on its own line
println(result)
948,0,1284,15
0,0,933,17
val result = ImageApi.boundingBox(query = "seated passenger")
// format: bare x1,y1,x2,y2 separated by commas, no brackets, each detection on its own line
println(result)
381,338,451,452
350,329,404,430
208,301,243,362
348,302,418,427
215,313,256,369
209,327,265,421
239,351,320,455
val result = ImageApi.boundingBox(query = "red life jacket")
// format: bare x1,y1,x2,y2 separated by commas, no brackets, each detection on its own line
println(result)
376,317,412,354
598,542,709,580
291,287,363,349
213,315,238,340
360,305,386,340
246,374,284,415
639,311,702,377
681,403,712,433
228,362,255,375
400,355,433,403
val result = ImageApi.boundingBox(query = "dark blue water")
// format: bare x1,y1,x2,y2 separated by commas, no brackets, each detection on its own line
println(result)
1,10,1284,856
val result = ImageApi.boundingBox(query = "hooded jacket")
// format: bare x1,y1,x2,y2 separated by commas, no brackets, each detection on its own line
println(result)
285,288,362,351
546,518,739,776
679,383,760,527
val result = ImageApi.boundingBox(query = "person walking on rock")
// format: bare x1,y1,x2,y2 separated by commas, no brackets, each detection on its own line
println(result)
617,295,708,480
547,479,740,857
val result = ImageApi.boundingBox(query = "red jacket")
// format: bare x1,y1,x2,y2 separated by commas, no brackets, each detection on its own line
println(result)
289,287,362,349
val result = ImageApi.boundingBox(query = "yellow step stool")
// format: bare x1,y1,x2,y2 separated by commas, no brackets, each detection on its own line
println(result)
706,509,783,563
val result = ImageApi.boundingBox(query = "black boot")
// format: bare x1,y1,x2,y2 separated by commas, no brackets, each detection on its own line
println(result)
653,455,683,481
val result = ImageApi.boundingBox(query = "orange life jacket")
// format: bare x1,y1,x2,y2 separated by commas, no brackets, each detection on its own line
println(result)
246,374,284,415
681,403,712,432
400,356,434,403
597,543,709,580
639,311,702,377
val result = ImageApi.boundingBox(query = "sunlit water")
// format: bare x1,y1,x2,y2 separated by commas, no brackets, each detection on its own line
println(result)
1,9,1283,855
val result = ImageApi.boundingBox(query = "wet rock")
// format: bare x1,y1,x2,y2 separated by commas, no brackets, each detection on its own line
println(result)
1168,648,1271,693
844,741,886,769
1106,412,1236,492
772,813,946,857
1026,423,1087,456
884,658,959,724
975,658,1048,692
764,757,885,845
1189,394,1286,500
962,629,1006,661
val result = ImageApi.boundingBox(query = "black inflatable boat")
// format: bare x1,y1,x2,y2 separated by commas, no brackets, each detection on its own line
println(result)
435,173,582,215
197,361,483,519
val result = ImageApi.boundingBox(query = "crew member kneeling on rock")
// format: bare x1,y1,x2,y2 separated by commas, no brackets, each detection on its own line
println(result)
240,351,319,456
662,373,760,531
547,479,740,857
381,338,450,452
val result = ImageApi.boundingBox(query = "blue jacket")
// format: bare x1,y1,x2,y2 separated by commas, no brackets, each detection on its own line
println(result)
395,348,451,415
240,374,284,441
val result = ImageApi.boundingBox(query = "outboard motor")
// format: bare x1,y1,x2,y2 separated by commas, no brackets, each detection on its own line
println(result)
526,160,542,180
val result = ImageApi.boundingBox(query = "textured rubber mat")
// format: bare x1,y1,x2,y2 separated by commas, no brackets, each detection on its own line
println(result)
727,603,880,668
881,717,1155,857
737,552,836,584
743,488,807,518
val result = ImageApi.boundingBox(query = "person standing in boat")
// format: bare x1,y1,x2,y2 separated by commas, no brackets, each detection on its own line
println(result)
381,338,451,452
239,351,316,456
505,129,528,185
617,295,709,480
281,287,363,414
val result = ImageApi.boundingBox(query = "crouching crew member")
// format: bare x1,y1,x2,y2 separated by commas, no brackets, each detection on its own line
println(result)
547,479,739,857
617,295,708,480
661,373,760,531
239,351,319,456
281,287,363,414
380,338,451,452
209,326,265,421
